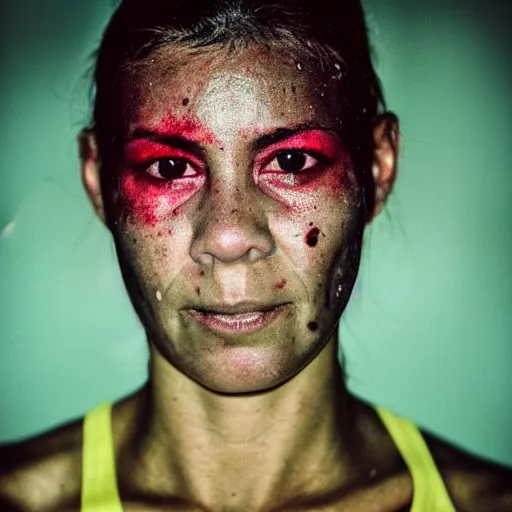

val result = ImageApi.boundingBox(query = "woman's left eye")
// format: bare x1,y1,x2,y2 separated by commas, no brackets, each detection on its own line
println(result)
265,150,319,173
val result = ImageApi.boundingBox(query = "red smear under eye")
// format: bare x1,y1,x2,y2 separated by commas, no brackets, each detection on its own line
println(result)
119,171,203,227
257,130,350,199
306,227,320,247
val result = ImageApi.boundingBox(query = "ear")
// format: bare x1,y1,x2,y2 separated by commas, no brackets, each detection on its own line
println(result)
78,129,107,225
368,113,399,221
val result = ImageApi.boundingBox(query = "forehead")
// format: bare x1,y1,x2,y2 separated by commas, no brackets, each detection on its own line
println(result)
122,44,341,136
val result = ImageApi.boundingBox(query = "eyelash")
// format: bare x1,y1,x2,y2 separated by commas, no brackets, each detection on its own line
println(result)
134,149,327,182
261,150,326,174
143,158,199,181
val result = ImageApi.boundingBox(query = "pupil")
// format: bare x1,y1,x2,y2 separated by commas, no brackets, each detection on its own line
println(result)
158,159,187,179
277,151,306,172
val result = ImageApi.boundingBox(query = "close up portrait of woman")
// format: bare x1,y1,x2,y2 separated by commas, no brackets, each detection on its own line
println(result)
1,0,511,510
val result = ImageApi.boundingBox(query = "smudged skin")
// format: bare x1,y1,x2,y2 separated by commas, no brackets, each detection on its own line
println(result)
109,45,364,393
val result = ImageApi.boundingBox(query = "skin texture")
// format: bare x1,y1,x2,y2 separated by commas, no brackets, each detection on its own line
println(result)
1,44,511,511
103,45,368,395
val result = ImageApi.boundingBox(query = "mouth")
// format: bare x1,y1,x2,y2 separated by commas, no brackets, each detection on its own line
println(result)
187,303,291,334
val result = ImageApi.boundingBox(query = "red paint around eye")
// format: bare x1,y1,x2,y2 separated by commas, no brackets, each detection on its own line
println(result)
119,171,203,227
124,140,203,168
256,130,351,203
256,130,343,172
148,113,218,146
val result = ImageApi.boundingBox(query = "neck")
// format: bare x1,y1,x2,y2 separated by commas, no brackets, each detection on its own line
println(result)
126,337,359,510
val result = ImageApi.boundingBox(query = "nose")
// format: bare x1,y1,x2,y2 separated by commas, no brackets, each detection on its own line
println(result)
190,180,275,266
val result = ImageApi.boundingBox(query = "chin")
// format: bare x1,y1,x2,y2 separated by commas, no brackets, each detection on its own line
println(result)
197,345,300,395
158,340,305,395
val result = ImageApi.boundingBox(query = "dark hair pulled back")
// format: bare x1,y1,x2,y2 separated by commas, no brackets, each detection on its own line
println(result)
92,0,389,219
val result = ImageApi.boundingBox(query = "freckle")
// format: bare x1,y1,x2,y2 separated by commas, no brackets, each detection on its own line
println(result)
220,147,224,151
182,97,189,106
195,287,201,296
291,84,296,94
132,237,137,244
307,321,318,332
309,222,313,226
231,209,238,214
306,227,320,247
275,279,287,290
200,270,205,277
313,205,317,210
156,290,163,301
157,230,163,236
168,229,172,235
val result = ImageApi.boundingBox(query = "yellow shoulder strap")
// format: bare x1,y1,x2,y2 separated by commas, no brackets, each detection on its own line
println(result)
81,403,124,512
376,407,456,512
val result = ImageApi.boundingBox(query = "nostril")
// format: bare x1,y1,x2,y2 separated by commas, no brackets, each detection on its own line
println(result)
247,247,263,262
197,253,214,266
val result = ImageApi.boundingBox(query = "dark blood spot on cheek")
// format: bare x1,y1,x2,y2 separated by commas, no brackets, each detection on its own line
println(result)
306,227,320,247
307,322,318,332
275,279,287,290
182,98,189,106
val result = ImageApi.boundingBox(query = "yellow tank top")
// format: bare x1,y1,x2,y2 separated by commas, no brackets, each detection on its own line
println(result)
81,403,457,511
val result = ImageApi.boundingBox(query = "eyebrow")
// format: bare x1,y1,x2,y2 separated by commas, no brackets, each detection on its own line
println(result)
126,122,336,157
251,123,337,153
126,130,207,160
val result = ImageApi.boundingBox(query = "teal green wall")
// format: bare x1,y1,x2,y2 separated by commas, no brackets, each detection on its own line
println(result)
1,1,511,465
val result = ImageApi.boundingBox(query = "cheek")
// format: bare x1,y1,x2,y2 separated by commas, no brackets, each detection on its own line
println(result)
117,171,204,227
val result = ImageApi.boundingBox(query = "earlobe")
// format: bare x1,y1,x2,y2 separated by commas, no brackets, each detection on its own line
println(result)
368,113,399,221
78,129,107,225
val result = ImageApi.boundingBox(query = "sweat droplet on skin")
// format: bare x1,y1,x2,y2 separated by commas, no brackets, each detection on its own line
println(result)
156,290,163,301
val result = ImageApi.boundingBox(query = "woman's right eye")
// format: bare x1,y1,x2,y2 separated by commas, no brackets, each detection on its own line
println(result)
145,158,197,180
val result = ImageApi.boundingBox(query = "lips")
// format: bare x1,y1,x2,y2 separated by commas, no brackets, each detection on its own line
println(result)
187,303,290,334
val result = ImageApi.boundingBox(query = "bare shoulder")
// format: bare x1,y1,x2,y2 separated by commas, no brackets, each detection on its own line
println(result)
423,430,512,512
0,417,83,512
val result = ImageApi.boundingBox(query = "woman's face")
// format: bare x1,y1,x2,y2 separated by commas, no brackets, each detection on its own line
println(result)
104,45,364,393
